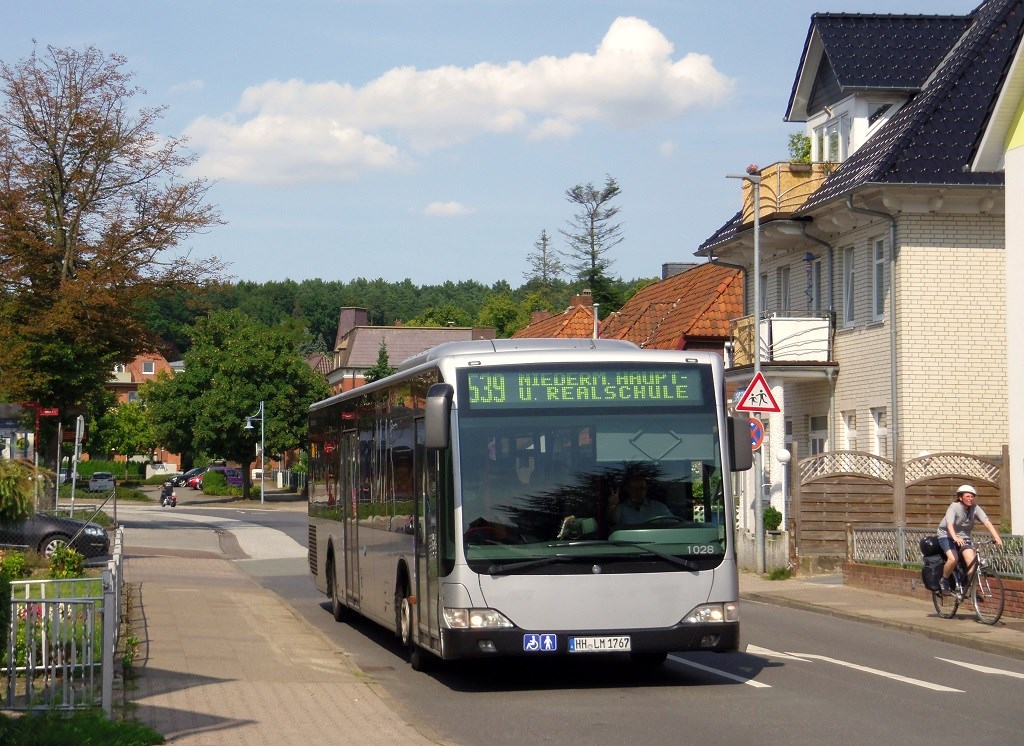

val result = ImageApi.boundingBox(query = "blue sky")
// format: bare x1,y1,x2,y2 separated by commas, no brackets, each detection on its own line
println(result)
4,0,973,286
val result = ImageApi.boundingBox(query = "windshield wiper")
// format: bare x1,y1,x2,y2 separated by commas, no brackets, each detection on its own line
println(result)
545,539,701,572
487,555,580,576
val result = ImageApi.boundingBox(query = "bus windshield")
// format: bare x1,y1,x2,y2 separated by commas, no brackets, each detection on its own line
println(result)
456,363,727,572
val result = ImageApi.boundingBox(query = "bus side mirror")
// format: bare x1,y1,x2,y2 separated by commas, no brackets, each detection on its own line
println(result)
728,415,753,472
424,383,454,449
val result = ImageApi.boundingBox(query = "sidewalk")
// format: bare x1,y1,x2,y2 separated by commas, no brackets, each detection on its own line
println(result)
119,500,1024,742
739,571,1024,661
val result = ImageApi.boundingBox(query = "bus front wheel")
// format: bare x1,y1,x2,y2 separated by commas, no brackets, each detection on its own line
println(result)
328,555,350,622
396,581,430,671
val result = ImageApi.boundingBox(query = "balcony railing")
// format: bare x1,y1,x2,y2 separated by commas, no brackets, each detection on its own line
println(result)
729,311,834,367
739,161,833,224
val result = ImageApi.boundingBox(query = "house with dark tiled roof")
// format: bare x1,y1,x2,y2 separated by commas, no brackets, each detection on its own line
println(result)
698,0,1018,537
325,307,495,394
969,13,1024,532
599,262,743,352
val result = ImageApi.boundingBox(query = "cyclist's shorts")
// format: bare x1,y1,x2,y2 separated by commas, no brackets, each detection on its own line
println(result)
937,534,972,555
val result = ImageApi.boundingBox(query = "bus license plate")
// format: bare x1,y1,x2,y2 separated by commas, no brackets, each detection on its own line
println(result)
568,636,631,653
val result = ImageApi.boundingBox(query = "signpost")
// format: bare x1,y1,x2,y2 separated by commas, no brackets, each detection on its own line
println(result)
735,372,781,414
749,416,765,451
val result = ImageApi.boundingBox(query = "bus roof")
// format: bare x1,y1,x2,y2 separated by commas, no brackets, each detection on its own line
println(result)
394,338,639,373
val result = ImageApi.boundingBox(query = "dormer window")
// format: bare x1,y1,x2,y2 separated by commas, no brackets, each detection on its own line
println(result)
868,102,892,126
113,364,126,373
814,113,851,163
141,361,155,375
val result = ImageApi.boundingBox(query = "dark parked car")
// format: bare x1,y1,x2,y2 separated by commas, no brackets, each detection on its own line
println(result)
0,512,110,558
171,467,205,488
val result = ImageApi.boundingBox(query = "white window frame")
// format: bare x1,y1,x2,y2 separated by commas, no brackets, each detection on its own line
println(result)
759,272,769,316
871,407,888,457
114,364,125,373
809,415,828,456
842,411,857,451
141,361,156,375
777,266,791,313
842,246,855,326
809,257,823,312
872,237,886,321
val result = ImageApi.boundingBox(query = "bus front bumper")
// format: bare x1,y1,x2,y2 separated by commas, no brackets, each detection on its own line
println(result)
439,621,739,659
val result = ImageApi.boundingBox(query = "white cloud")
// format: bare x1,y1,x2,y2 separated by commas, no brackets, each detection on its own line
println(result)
170,79,204,95
423,201,475,217
187,16,734,184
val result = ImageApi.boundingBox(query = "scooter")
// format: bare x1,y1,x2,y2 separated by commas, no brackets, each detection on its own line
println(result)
160,480,177,507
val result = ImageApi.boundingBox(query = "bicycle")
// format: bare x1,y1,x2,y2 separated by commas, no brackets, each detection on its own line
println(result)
932,539,1005,625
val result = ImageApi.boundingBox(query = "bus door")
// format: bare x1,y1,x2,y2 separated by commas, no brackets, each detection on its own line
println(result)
413,418,439,649
341,429,360,609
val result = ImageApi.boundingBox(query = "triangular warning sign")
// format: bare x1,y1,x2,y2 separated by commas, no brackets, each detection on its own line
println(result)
735,372,781,413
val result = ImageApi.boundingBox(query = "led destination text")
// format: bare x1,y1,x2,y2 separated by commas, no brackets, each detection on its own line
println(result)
466,369,704,409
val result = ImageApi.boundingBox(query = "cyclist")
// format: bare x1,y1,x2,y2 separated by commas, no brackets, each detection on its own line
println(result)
937,484,1003,594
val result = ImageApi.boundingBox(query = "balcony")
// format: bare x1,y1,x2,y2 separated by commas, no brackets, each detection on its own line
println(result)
729,311,834,367
738,161,832,225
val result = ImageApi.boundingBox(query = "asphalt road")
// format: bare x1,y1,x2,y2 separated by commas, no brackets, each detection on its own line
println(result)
122,499,1024,746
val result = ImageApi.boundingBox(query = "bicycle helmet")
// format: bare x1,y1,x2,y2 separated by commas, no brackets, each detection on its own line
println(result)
956,484,977,496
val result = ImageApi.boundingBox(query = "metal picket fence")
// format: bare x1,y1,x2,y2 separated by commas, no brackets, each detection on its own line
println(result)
850,526,1024,579
4,526,124,715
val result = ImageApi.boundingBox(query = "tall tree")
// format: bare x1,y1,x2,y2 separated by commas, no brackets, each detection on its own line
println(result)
364,339,396,383
92,400,158,462
559,175,623,310
0,45,223,464
523,229,565,284
142,310,329,499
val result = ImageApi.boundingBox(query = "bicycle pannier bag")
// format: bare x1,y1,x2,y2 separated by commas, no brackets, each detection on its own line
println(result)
919,535,943,557
921,555,944,591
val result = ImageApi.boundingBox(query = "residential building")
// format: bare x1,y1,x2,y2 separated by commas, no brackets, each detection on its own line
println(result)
512,291,599,340
326,307,495,394
107,352,182,472
970,9,1024,532
698,1,1016,532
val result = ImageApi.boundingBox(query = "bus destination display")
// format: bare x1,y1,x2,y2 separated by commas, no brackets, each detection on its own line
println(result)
465,368,704,409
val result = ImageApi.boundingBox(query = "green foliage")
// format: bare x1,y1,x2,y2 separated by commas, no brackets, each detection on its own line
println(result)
202,469,227,492
1,550,31,579
0,458,34,523
364,339,397,383
144,309,329,499
122,633,141,672
49,545,86,579
93,401,158,461
0,563,12,658
406,303,474,327
763,506,783,532
788,133,812,163
477,292,530,337
767,566,793,580
0,708,165,745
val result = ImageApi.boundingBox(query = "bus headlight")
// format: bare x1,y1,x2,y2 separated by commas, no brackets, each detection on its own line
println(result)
683,602,738,624
443,607,514,629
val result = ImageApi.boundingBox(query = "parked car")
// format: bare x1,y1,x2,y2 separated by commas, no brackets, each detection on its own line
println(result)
171,467,205,488
196,466,243,489
0,512,110,558
87,471,115,493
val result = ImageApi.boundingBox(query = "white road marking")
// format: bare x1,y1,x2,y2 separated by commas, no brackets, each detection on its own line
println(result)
937,657,1024,679
746,644,811,662
788,653,963,692
668,654,771,687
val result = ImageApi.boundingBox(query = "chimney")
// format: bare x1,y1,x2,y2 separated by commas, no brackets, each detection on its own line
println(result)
662,263,697,280
530,310,552,323
337,307,369,337
570,289,593,307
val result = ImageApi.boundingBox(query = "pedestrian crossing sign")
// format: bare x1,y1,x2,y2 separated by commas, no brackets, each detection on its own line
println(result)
735,372,781,413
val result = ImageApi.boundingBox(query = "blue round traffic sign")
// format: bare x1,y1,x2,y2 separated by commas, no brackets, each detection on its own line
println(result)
749,417,764,450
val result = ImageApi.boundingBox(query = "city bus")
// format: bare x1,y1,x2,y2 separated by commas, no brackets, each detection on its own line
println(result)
307,338,752,669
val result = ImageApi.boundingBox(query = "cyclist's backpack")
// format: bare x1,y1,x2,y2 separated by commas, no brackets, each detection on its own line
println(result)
919,535,943,557
921,555,944,591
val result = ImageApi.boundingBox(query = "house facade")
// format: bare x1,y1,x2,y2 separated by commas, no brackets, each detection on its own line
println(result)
698,1,1017,534
970,10,1024,532
325,307,495,394
107,352,183,472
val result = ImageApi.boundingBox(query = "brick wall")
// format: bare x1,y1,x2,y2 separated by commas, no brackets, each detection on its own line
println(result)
843,561,1024,619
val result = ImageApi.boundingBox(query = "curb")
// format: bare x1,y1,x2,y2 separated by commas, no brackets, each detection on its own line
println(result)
741,591,1024,662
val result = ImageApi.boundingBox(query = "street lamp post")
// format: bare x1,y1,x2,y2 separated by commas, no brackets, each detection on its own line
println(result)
244,401,265,505
728,171,766,574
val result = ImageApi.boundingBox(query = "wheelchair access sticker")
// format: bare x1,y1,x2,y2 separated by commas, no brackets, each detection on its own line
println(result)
523,633,558,652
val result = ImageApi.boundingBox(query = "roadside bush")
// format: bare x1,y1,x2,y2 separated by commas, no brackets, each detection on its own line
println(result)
49,545,86,579
201,470,241,497
763,506,783,532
